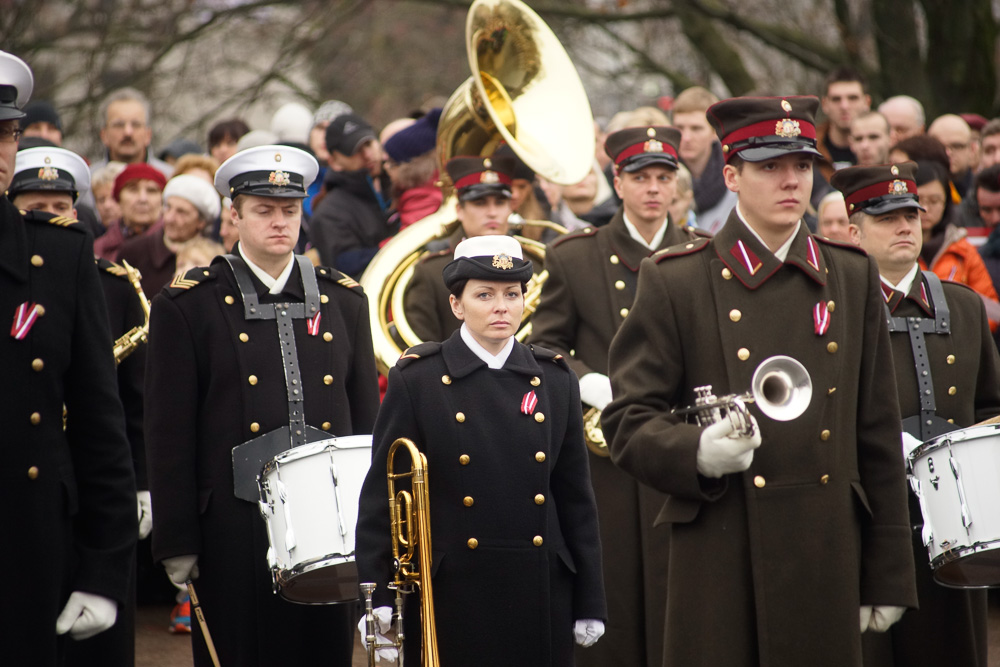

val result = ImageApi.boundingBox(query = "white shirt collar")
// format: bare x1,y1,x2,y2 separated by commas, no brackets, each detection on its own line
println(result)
881,263,920,295
735,204,799,263
622,211,668,251
238,245,295,295
460,323,515,370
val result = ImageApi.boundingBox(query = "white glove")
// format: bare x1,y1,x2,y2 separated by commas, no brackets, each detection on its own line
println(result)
55,591,118,640
573,618,605,647
579,373,613,411
357,605,398,663
859,605,906,632
696,416,762,478
162,554,199,586
136,490,153,540
901,431,922,458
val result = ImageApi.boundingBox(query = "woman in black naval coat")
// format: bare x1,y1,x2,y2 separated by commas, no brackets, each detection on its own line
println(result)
356,233,607,666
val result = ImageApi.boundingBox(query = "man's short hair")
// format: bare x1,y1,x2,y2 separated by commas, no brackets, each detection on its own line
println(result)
604,106,670,134
824,66,868,96
673,86,719,115
208,119,250,149
980,118,1000,141
975,164,1000,194
848,209,867,227
99,87,151,127
851,110,889,133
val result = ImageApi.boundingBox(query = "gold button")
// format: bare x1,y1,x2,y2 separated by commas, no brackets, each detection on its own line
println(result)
319,269,327,275
828,387,836,395
29,412,41,425
948,418,955,424
729,309,741,322
722,268,733,280
534,494,545,505
27,466,39,480
463,496,474,507
31,358,44,371
248,375,258,386
614,280,625,291
827,300,835,312
30,254,43,267
250,422,260,433
754,475,766,488
322,422,331,430
239,333,249,342
948,386,957,396
324,375,333,385
610,255,620,265
737,348,750,361
467,538,478,549
35,305,45,317
534,412,545,423
619,308,629,318
533,536,543,547
530,376,541,387
827,342,838,354
456,412,466,423
442,375,452,385
946,354,955,364
225,295,235,305
203,270,210,276
820,429,831,441
686,243,694,249
320,294,330,304
323,332,333,342
535,451,546,463
460,454,470,465
820,474,830,484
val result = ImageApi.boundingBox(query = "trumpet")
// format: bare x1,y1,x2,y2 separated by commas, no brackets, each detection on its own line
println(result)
361,437,439,666
672,356,813,436
112,260,151,365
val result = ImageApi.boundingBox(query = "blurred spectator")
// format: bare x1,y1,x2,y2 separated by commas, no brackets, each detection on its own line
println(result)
673,85,735,233
91,88,172,178
848,111,891,166
236,129,279,151
91,162,126,228
816,190,850,242
382,108,442,236
218,196,239,252
19,100,62,145
171,153,219,184
978,119,1000,171
306,100,353,216
890,134,951,175
157,138,202,166
669,163,696,229
94,163,166,260
928,114,976,196
975,165,1000,296
270,101,313,149
878,95,925,145
207,118,249,165
817,67,871,175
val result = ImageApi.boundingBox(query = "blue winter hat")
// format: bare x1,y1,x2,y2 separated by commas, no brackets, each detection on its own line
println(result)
384,108,441,164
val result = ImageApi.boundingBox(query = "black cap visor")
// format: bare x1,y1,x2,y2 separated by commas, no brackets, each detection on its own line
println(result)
621,154,678,173
737,142,824,163
457,183,513,202
857,194,925,215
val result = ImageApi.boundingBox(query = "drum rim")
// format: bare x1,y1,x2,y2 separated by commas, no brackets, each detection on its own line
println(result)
908,423,1000,462
930,537,1000,589
261,434,374,473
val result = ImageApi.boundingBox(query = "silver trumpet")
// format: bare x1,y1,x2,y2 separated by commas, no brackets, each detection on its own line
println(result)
672,355,813,437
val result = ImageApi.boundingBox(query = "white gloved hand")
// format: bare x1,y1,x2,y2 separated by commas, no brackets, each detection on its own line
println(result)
136,490,153,540
579,373,614,411
357,606,398,663
55,591,118,640
860,605,906,632
573,618,605,647
162,554,199,586
696,416,762,478
901,431,922,458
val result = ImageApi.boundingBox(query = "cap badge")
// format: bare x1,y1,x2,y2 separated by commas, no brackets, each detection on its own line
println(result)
38,166,59,181
269,170,291,187
889,179,908,195
780,99,793,113
480,170,500,184
643,139,664,153
890,165,899,176
775,118,802,138
492,253,514,270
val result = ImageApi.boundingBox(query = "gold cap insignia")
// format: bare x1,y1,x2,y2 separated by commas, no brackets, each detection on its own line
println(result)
483,158,492,169
781,99,792,113
646,127,656,137
644,139,664,153
492,253,514,270
274,153,282,162
775,118,801,138
889,179,908,195
269,170,291,186
480,170,500,184
890,165,899,176
38,166,59,181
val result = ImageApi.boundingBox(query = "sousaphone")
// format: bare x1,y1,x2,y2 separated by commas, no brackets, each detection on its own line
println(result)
360,0,595,374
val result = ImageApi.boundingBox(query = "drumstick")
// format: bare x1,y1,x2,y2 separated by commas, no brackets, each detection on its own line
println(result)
187,581,222,667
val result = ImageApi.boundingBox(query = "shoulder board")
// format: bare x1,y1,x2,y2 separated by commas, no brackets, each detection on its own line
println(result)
396,341,443,368
653,236,711,263
551,226,597,248
528,344,570,371
163,266,214,298
20,209,84,232
689,226,713,239
96,257,129,278
417,248,451,264
814,234,867,256
315,266,365,295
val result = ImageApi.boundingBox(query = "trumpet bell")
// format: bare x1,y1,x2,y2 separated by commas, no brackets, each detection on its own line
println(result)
751,355,812,422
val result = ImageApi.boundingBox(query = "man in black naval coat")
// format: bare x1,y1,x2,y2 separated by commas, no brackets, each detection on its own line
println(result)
832,162,1000,667
0,50,137,666
145,144,381,666
529,126,704,667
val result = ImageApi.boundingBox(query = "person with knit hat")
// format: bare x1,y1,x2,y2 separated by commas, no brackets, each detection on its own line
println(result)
119,173,225,296
382,107,443,233
93,162,167,260
19,99,63,145
357,234,607,666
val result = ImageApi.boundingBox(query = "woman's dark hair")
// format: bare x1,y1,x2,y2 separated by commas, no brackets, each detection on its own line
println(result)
208,118,250,149
892,135,950,177
448,279,529,299
914,159,955,233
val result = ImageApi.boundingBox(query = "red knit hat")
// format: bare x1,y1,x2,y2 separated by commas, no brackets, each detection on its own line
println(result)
113,163,167,202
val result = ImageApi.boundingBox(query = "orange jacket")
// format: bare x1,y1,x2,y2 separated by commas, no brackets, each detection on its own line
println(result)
919,225,999,331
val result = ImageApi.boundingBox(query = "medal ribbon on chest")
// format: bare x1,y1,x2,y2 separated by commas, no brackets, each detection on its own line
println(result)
306,311,322,336
521,390,538,415
813,301,831,336
11,302,41,340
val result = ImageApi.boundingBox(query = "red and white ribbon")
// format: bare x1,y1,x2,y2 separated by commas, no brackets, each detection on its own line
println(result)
307,311,322,336
813,301,831,336
521,390,538,415
11,302,40,340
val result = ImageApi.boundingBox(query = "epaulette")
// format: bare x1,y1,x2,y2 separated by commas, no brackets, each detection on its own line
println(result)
96,257,129,278
396,341,442,368
688,226,713,239
551,226,597,248
528,344,570,371
652,236,711,263
163,266,214,298
814,234,868,256
316,266,365,295
20,209,84,232
417,248,451,264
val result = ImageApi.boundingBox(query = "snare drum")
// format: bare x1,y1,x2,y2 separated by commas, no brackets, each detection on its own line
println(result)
908,423,1000,588
258,435,372,603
